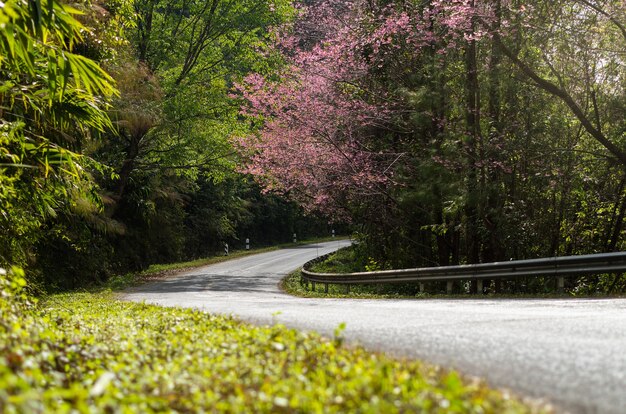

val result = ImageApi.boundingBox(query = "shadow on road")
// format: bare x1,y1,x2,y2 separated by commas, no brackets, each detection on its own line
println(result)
129,272,281,294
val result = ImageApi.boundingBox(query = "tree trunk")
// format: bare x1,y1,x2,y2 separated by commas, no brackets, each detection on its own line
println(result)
482,0,504,264
136,1,154,65
465,0,481,268
607,177,626,252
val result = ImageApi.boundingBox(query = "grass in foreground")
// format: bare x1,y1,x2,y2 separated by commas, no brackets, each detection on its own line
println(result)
0,271,547,413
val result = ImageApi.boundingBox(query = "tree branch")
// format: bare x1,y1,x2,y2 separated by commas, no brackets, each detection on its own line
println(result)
493,34,626,166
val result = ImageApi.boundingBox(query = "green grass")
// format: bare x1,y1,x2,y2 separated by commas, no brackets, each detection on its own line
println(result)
282,269,587,300
308,245,365,274
0,270,547,413
286,246,625,299
282,269,427,299
283,247,426,299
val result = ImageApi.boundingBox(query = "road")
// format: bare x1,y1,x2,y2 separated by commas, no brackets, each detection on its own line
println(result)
123,241,626,414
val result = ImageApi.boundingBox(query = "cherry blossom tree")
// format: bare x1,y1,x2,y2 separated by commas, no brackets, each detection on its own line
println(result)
234,0,626,277
233,0,469,218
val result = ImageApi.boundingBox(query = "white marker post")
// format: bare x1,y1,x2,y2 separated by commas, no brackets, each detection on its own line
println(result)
293,233,297,243
224,243,229,256
245,238,250,250
332,229,335,238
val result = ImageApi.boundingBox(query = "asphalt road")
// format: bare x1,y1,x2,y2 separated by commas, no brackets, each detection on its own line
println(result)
123,241,626,413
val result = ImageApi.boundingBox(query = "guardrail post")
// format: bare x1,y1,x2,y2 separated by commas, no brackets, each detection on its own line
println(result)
557,276,564,293
346,284,350,294
312,281,316,291
446,281,453,294
324,283,329,293
476,279,483,294
419,283,425,293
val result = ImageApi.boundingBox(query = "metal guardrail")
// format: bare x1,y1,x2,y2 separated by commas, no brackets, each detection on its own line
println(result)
301,251,626,293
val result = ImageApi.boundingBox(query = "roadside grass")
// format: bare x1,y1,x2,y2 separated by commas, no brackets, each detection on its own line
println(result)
285,246,625,300
283,247,430,299
282,269,585,299
0,271,548,413
107,236,347,290
282,269,424,299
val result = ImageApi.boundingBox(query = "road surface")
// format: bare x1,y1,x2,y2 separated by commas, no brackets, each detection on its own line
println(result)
123,241,626,413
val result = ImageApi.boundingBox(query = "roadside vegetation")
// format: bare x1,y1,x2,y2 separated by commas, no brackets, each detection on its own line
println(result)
283,246,626,299
283,270,420,300
237,1,626,295
1,269,548,413
0,1,615,412
0,0,338,292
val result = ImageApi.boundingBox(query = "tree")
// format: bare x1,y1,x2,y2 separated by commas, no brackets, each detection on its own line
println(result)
237,0,626,293
0,0,116,269
490,0,626,165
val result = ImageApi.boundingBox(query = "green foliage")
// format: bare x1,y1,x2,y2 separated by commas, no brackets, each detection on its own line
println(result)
309,247,366,274
28,0,316,289
0,273,542,413
6,0,622,298
108,0,296,186
282,246,420,298
0,0,116,270
286,245,626,298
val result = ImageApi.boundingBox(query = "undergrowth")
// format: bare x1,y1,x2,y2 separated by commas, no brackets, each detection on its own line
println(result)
286,247,426,298
289,247,625,299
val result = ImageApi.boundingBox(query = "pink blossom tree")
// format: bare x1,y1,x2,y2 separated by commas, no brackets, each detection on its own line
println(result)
234,0,626,272
233,0,477,219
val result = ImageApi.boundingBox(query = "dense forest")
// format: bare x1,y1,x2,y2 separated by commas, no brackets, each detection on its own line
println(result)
1,0,625,293
0,0,331,290
237,0,626,293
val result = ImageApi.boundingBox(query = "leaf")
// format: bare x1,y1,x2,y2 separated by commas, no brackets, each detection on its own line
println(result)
89,372,116,397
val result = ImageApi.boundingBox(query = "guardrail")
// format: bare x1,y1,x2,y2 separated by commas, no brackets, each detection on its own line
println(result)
301,251,626,294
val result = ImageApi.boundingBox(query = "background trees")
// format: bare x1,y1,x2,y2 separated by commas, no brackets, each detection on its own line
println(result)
1,0,624,293
1,0,327,289
93,0,327,274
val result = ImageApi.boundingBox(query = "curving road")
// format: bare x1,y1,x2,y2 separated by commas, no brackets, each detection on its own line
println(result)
123,241,626,414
